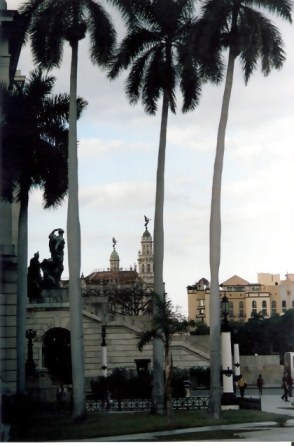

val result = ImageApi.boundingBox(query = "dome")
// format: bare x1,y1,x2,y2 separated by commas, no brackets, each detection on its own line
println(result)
142,229,152,239
110,249,119,261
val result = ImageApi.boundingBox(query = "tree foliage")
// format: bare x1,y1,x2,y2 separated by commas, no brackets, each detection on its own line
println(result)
232,309,294,357
137,293,193,419
107,285,153,316
1,69,87,205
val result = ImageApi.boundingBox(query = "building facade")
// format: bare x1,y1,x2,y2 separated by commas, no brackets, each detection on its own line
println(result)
188,273,294,326
0,2,22,393
24,222,209,399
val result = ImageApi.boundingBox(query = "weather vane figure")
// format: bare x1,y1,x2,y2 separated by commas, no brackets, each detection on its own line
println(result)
112,237,117,249
144,215,151,230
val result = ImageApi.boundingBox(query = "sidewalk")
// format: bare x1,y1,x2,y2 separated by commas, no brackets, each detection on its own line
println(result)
78,394,294,442
261,393,294,417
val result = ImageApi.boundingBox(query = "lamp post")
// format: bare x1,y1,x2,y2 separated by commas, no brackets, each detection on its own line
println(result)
221,295,239,410
234,343,241,384
101,324,107,377
26,329,37,377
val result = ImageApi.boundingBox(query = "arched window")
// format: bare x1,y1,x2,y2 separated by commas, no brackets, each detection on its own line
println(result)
271,300,276,315
282,300,287,313
252,300,257,316
142,264,145,273
147,264,151,273
229,302,234,317
292,300,294,308
262,300,267,316
43,328,72,384
239,301,244,317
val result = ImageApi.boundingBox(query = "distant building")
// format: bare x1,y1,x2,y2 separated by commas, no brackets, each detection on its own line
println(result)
187,273,294,325
61,228,154,316
24,221,209,399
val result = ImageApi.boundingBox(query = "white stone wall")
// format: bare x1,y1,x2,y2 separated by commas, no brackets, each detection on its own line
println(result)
26,305,210,386
240,355,283,387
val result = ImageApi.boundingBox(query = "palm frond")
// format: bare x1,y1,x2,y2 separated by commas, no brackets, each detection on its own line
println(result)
125,50,153,105
30,2,64,69
142,47,164,115
108,27,158,79
0,69,77,209
238,7,286,83
137,328,158,352
107,0,149,28
87,0,116,66
248,0,292,23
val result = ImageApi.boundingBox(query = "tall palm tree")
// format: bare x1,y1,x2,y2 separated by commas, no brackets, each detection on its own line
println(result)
108,0,222,414
200,0,292,418
1,69,86,396
19,0,116,420
137,293,192,421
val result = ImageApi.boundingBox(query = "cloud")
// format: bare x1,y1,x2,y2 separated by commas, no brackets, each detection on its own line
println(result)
80,182,155,210
10,0,294,315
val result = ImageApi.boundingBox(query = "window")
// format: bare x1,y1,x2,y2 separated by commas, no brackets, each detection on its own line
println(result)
229,302,234,317
252,300,257,309
262,300,267,317
282,300,287,314
239,301,244,317
147,264,151,273
271,300,276,315
142,264,145,273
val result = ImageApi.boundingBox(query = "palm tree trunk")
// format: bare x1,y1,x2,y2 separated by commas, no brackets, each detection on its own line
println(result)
67,39,86,421
16,190,29,394
208,47,235,418
152,93,169,415
165,344,173,424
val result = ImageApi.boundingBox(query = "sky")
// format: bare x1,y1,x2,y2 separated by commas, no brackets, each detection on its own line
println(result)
7,1,294,315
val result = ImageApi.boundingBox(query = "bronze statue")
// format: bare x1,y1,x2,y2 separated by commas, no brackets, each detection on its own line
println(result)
27,252,42,300
49,229,65,261
144,215,150,230
41,229,65,288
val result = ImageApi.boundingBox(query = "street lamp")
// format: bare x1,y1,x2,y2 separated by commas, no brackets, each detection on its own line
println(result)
101,324,107,377
221,294,239,410
26,329,37,377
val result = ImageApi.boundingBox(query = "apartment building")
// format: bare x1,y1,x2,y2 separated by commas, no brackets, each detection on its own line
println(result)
187,273,294,326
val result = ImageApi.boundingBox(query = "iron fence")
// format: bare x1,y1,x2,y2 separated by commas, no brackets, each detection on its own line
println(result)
86,396,209,412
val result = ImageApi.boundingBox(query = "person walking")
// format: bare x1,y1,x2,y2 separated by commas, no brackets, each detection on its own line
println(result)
281,372,289,401
256,374,264,396
238,374,247,398
287,374,293,398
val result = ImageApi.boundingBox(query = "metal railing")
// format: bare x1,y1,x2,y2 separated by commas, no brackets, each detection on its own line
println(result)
86,396,209,412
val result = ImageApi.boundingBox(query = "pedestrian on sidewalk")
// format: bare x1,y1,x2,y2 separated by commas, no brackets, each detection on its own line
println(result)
281,372,289,401
256,374,264,396
238,374,247,398
287,374,293,397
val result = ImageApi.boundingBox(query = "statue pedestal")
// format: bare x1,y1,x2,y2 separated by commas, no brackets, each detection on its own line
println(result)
29,288,68,304
41,288,68,303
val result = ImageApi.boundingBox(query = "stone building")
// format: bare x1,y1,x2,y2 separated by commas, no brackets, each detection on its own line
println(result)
0,1,23,393
25,222,209,398
188,273,294,326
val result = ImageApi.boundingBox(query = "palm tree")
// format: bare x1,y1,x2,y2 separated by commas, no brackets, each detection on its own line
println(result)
1,69,86,396
200,0,292,418
108,0,222,414
19,0,116,420
137,293,192,420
